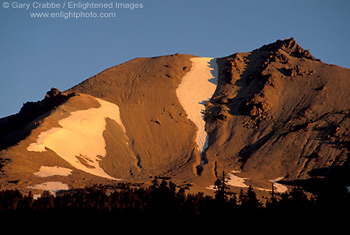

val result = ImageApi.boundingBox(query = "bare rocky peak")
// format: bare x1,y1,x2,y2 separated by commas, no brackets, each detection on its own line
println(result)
1,39,350,195
256,37,319,61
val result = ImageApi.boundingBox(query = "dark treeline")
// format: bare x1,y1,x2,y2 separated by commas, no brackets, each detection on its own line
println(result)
0,176,349,223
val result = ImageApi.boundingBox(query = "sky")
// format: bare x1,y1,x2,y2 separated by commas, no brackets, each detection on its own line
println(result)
0,0,349,118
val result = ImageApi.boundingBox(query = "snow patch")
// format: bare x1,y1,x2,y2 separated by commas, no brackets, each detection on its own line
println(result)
271,177,288,193
206,171,249,190
257,177,288,193
227,171,249,188
207,172,288,193
27,98,126,180
34,166,73,177
176,57,218,154
28,181,69,194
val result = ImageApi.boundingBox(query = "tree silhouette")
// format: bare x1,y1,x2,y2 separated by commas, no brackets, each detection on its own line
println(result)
239,186,261,213
0,176,349,222
214,171,232,202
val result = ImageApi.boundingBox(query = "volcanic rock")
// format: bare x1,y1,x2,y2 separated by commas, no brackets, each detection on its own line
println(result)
1,38,350,195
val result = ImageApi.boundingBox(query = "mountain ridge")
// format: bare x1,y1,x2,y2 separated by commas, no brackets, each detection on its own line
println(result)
204,38,350,191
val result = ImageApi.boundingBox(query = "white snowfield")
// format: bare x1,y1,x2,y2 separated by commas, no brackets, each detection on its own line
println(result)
176,57,218,154
27,98,126,180
206,171,248,191
227,171,249,188
28,181,69,195
227,171,288,193
269,177,288,193
34,166,73,177
207,171,288,193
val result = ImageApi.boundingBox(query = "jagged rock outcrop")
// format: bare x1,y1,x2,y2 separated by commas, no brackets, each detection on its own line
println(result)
0,88,73,150
204,38,350,191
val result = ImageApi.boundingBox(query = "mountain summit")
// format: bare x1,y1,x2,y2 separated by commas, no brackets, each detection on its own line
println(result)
1,38,350,195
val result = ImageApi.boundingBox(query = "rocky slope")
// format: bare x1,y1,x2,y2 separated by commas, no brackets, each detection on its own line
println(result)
1,38,350,195
205,38,350,191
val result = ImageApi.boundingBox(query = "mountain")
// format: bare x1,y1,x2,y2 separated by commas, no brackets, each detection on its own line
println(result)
1,38,350,195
